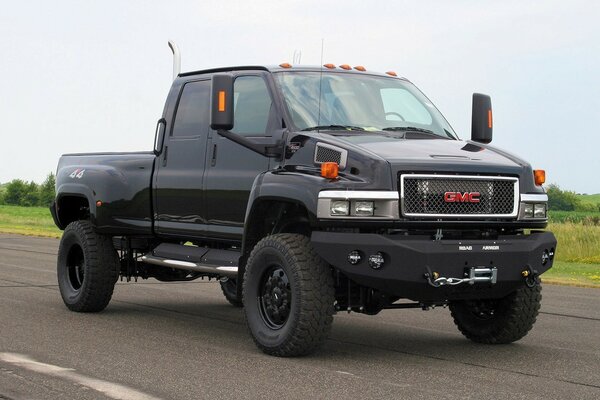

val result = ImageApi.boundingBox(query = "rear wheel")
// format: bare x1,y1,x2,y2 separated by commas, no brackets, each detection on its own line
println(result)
57,221,119,312
220,278,243,307
450,284,542,344
243,233,335,357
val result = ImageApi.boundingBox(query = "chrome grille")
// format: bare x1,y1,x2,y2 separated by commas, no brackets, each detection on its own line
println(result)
400,174,518,217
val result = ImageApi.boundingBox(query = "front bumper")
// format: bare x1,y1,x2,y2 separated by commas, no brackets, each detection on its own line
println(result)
311,231,557,302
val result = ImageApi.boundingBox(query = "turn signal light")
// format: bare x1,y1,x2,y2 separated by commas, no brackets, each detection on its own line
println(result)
534,169,546,186
321,162,339,179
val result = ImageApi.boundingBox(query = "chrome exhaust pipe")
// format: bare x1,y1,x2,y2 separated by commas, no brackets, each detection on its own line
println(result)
168,40,181,81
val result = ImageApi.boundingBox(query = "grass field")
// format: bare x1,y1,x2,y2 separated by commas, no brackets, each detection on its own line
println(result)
0,204,598,287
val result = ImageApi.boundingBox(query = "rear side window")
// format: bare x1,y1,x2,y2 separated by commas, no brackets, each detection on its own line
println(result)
231,76,272,136
172,80,211,137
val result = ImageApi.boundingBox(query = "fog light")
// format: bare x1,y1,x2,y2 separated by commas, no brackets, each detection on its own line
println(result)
523,203,534,218
368,252,385,269
347,250,362,265
534,203,546,218
542,250,549,266
330,200,349,216
354,201,374,216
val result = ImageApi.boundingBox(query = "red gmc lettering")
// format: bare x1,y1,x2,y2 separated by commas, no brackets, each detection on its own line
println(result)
444,192,480,203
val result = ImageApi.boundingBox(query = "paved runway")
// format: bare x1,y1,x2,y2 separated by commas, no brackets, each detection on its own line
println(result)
0,234,598,399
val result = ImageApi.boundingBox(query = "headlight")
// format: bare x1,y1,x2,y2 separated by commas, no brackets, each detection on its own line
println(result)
354,201,374,216
330,200,350,216
523,203,534,218
534,203,546,218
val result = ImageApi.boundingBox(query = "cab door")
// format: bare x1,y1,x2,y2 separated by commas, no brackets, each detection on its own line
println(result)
154,79,211,238
203,74,277,240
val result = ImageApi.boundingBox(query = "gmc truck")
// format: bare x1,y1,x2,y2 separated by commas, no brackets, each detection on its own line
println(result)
51,45,557,356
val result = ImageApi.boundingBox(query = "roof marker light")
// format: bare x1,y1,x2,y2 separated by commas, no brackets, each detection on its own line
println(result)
385,71,398,77
279,63,292,68
323,63,336,69
354,66,366,71
339,64,351,70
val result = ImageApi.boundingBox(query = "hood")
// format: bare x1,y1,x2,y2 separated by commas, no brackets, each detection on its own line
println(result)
329,135,529,175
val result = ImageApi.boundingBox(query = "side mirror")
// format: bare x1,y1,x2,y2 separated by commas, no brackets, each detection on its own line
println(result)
471,93,493,144
210,74,234,131
153,119,166,155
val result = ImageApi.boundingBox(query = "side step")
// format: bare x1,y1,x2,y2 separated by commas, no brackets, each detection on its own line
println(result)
141,243,239,278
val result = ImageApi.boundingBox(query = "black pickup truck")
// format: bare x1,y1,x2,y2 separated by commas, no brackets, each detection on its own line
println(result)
51,61,556,356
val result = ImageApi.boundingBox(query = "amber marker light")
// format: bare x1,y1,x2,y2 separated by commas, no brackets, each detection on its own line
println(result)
488,109,493,128
279,62,292,68
339,64,351,70
323,63,336,69
96,200,103,207
385,71,397,77
354,66,366,71
534,170,546,186
218,91,226,112
321,162,339,179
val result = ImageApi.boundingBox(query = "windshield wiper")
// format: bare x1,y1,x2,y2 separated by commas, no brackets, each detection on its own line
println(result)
382,126,451,139
302,125,365,132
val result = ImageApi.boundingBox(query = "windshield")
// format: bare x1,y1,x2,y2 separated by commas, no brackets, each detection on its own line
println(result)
274,71,457,139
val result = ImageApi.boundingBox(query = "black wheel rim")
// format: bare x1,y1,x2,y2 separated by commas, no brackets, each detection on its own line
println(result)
465,299,498,320
258,266,291,329
66,244,85,291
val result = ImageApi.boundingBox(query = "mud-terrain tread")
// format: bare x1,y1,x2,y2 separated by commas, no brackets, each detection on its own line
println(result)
450,284,542,344
57,221,119,312
243,233,334,357
220,279,243,307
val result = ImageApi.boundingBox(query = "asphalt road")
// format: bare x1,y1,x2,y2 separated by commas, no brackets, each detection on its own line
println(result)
0,234,598,400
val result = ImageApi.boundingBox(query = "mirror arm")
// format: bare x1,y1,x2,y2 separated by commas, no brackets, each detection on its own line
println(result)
217,130,283,158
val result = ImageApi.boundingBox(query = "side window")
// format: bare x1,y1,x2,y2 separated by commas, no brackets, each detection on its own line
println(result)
231,76,272,136
172,80,210,137
380,88,433,125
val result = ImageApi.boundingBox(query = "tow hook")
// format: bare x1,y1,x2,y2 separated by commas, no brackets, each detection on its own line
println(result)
425,267,498,287
522,265,540,288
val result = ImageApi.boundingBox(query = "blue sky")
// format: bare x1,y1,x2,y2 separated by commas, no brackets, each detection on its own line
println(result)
1,0,599,192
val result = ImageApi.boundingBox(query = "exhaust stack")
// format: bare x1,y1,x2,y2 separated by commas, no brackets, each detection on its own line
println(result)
168,40,181,81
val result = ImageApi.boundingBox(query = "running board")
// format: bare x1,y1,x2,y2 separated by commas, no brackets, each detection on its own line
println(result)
141,243,239,278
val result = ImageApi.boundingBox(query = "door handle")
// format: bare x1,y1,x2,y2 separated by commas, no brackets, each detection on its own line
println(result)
162,146,168,167
211,144,217,167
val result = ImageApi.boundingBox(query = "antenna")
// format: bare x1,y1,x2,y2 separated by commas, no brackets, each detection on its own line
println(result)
317,39,324,129
293,49,302,64
168,40,181,81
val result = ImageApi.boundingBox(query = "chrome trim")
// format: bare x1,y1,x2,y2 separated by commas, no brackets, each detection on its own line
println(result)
314,142,348,169
318,191,399,200
141,255,238,278
520,193,548,202
317,191,399,219
400,174,519,218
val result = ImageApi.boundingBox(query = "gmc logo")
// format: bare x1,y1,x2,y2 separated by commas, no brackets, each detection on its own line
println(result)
444,191,481,203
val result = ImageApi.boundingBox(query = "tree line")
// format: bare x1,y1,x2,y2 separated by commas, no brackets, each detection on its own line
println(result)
0,173,55,207
547,184,599,212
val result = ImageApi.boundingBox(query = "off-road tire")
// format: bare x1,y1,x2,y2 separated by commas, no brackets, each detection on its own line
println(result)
450,284,542,344
243,233,335,357
57,220,119,312
220,279,243,307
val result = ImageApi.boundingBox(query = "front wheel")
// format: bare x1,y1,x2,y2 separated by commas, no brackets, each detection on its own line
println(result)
57,221,119,312
450,284,542,344
243,234,335,357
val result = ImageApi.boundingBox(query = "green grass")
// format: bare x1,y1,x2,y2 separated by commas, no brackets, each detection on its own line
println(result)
0,204,61,238
577,193,600,205
543,261,600,287
549,210,600,225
